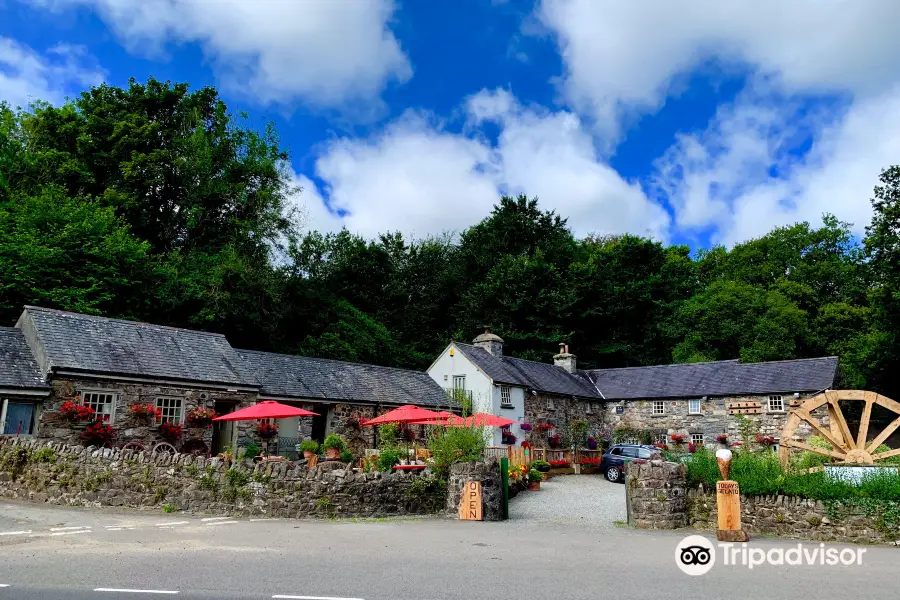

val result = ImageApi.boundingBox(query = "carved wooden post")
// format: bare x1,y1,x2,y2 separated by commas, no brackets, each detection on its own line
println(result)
715,448,748,542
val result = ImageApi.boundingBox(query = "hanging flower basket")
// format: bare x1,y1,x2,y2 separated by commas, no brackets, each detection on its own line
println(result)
160,422,183,443
81,420,116,447
128,403,161,424
186,407,217,428
256,422,278,440
59,401,96,423
669,433,686,445
519,423,533,431
716,433,729,445
501,430,517,445
548,433,562,449
587,436,598,450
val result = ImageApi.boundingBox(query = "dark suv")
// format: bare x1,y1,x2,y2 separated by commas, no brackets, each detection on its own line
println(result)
599,444,660,483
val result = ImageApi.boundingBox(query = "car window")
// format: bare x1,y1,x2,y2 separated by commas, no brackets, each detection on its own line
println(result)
637,448,653,459
621,447,639,458
610,447,622,455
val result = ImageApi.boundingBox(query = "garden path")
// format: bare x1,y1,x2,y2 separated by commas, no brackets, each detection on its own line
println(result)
509,474,626,526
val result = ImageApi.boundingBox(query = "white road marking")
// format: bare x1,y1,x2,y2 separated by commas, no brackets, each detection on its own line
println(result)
94,589,179,594
200,517,232,522
0,584,10,587
50,526,90,531
105,527,123,531
272,596,364,600
205,520,237,526
0,530,31,536
50,530,90,536
155,521,189,527
250,518,279,522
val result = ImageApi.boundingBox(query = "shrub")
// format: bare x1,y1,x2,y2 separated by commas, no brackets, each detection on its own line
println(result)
299,440,319,453
242,442,261,460
340,450,354,464
378,449,401,471
428,426,487,477
528,469,543,483
530,460,551,472
323,433,346,451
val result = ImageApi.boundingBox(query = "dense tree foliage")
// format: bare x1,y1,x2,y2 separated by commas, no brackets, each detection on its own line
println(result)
1,79,898,400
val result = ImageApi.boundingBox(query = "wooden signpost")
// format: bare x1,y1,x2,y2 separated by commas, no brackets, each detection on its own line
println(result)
459,481,483,521
715,449,748,542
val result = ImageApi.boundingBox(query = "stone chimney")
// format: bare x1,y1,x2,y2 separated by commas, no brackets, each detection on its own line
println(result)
553,342,576,373
473,328,504,357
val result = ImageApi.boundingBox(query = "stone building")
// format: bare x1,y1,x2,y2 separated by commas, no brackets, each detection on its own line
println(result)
428,329,840,448
0,307,449,455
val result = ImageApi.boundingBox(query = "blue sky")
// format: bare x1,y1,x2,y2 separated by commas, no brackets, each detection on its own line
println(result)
2,0,899,249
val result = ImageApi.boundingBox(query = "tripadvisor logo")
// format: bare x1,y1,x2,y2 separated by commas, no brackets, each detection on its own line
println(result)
676,535,866,575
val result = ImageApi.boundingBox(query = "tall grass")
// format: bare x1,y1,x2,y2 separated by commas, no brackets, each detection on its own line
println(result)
683,447,900,502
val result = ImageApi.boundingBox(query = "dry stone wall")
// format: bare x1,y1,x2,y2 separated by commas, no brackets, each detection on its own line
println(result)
0,437,445,518
625,459,689,529
445,458,503,521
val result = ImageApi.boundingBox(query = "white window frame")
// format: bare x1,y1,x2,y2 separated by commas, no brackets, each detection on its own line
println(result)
652,400,665,415
1,399,40,436
499,386,513,407
452,375,466,390
585,402,593,414
655,433,667,445
155,397,184,425
547,398,555,410
81,390,118,424
691,433,704,445
768,395,785,412
688,399,702,415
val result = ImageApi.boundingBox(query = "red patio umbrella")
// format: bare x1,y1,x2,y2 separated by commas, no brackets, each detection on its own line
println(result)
212,400,318,421
213,401,319,459
360,405,447,426
444,413,518,428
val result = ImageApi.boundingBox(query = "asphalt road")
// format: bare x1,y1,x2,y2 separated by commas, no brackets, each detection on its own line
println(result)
1,498,899,599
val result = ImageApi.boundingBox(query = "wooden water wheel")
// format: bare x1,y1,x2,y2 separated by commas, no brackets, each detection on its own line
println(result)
779,390,900,471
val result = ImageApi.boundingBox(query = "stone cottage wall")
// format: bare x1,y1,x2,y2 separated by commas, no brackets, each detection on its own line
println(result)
524,393,606,448
625,459,689,529
0,437,446,518
602,393,817,446
445,458,503,521
38,377,256,450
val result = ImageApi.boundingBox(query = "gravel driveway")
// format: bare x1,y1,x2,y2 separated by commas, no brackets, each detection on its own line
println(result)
509,474,626,526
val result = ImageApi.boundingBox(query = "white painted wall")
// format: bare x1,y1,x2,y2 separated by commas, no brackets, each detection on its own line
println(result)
427,344,492,413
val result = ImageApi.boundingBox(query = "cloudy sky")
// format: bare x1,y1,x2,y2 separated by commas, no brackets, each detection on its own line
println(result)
2,0,898,247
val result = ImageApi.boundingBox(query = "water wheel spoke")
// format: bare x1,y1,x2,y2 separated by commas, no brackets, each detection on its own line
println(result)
871,448,900,461
825,392,855,449
866,415,900,454
794,408,848,451
856,393,876,449
781,439,846,460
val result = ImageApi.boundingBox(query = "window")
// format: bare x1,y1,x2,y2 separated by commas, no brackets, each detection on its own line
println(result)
638,448,654,459
768,395,785,412
622,447,639,458
655,433,667,445
652,400,665,415
610,447,622,456
547,398,555,410
452,375,466,390
82,391,117,423
499,386,512,407
1,400,38,435
585,402,593,414
155,397,183,425
691,433,704,445
688,399,702,415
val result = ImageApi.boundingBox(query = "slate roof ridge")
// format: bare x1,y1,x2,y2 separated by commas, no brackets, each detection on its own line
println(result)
236,348,430,376
23,306,228,338
582,356,839,374
453,342,568,370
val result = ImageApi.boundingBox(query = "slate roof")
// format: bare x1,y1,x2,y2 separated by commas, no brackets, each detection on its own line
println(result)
0,327,48,391
21,307,257,387
237,349,448,406
454,343,602,398
584,357,839,400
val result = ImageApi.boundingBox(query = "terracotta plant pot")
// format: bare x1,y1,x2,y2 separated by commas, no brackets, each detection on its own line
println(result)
325,447,341,460
303,450,315,461
528,481,541,491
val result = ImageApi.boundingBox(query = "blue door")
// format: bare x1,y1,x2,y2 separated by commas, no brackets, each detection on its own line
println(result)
3,402,35,435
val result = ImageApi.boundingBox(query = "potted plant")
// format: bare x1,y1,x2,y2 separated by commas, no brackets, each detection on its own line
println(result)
531,460,551,473
186,407,217,428
528,469,543,491
59,401,96,423
255,422,278,440
548,433,562,449
299,440,319,462
323,433,346,460
669,433,686,446
587,436,598,450
160,422,183,443
127,403,161,424
501,429,517,445
81,420,116,447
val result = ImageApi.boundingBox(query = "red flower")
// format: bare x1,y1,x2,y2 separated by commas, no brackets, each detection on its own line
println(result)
60,401,96,422
688,442,697,453
128,403,162,421
160,422,183,442
549,459,570,468
716,434,729,444
81,420,115,446
669,433,686,444
579,457,601,466
186,407,217,427
755,434,776,447
653,442,669,451
548,433,562,449
536,423,555,431
255,422,278,439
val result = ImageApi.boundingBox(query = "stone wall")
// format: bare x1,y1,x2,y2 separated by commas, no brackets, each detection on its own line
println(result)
602,393,818,446
688,491,891,544
524,393,606,448
39,376,256,450
0,437,446,518
625,458,893,544
445,458,503,521
625,459,689,529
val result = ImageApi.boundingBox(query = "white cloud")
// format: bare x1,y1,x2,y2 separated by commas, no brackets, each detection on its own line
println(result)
537,0,900,139
652,83,900,245
27,0,411,109
0,37,105,107
296,91,670,240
